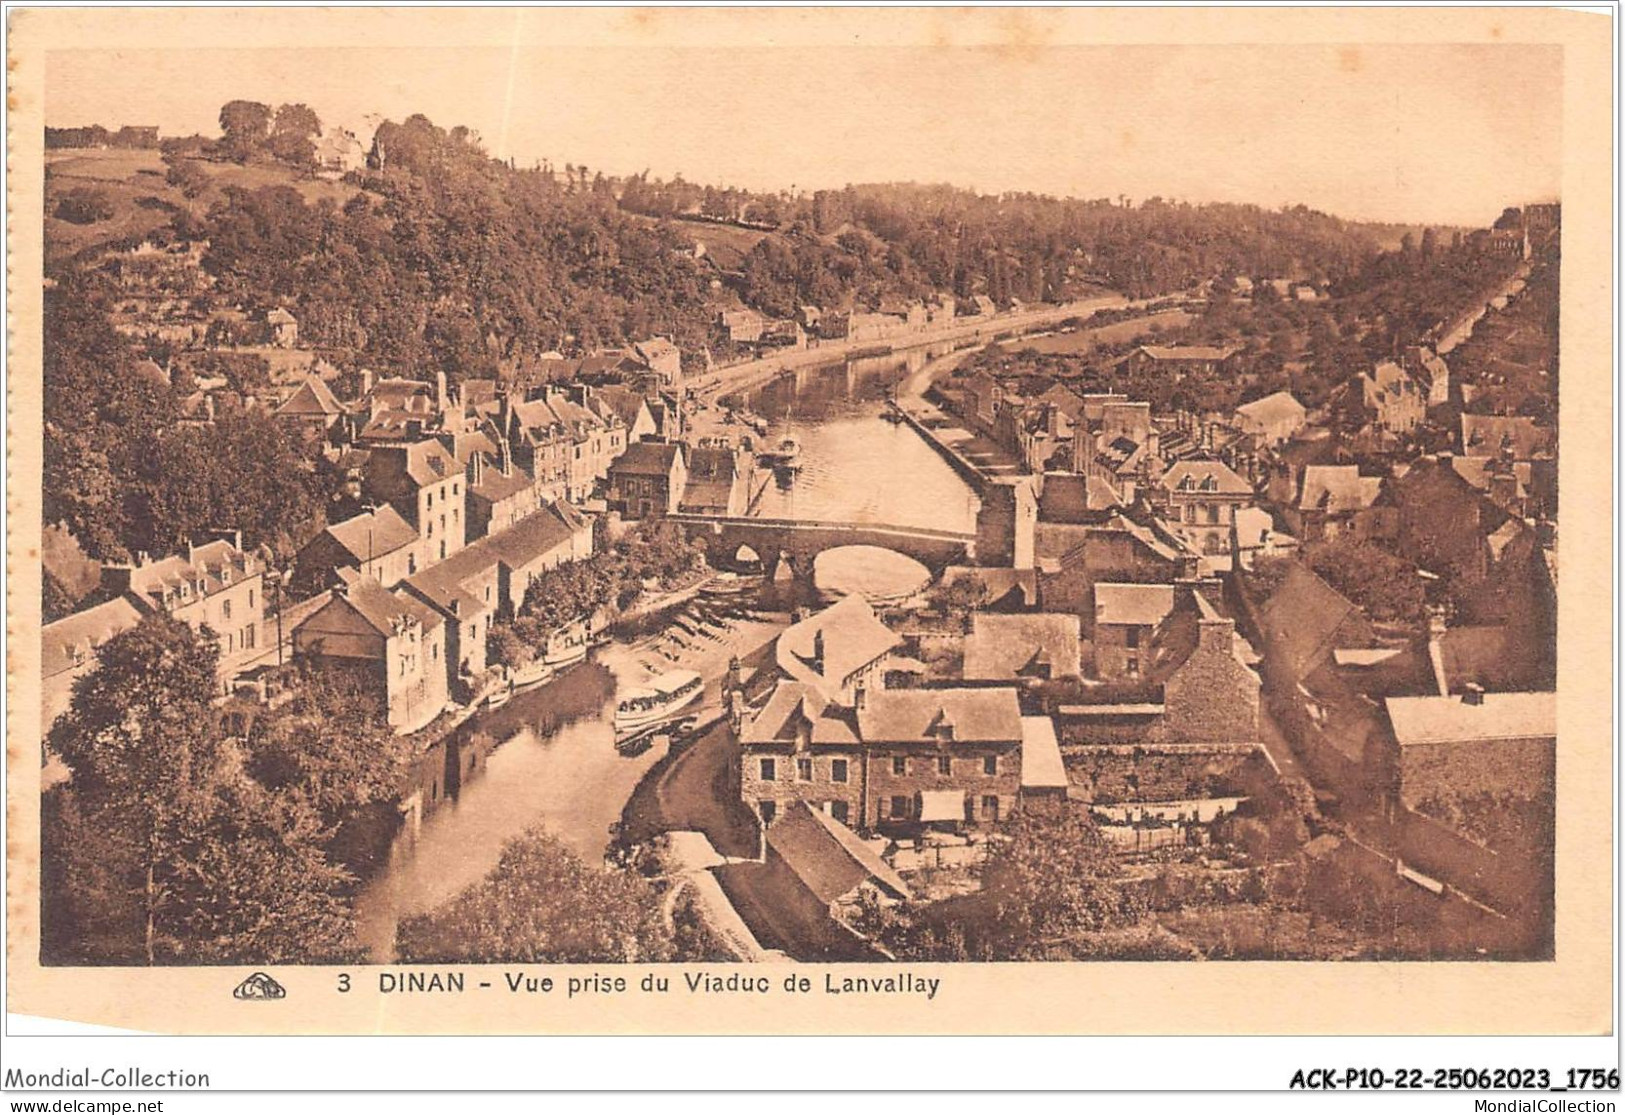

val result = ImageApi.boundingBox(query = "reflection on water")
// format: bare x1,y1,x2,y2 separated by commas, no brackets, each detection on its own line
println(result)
353,663,635,960
746,352,979,534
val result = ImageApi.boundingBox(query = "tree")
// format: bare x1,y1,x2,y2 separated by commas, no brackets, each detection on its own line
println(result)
979,805,1141,954
269,103,322,168
218,100,273,162
164,158,211,200
44,616,363,964
1303,538,1426,626
395,829,675,963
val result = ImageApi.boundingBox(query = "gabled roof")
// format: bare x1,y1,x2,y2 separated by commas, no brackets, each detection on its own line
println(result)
856,687,1023,744
1038,472,1122,524
1298,465,1381,513
324,505,418,562
1094,583,1176,627
589,385,652,431
1235,390,1306,427
964,613,1082,680
767,800,910,904
367,441,459,490
610,440,683,477
1160,459,1252,496
776,595,903,694
274,376,345,419
1257,563,1372,682
331,578,442,636
740,681,859,746
1460,414,1551,460
470,465,532,505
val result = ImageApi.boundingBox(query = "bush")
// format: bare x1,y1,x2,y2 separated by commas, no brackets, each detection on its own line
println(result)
54,187,115,225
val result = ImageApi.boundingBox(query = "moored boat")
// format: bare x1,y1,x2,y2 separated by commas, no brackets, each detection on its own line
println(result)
614,669,704,733
508,657,556,691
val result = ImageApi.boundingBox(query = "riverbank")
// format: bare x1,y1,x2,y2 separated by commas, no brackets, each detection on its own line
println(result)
688,294,1132,405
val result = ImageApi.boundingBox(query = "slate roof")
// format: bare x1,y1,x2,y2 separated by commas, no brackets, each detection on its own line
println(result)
1094,583,1176,627
610,440,683,477
325,505,418,561
856,687,1023,744
1235,390,1306,428
334,578,443,636
42,597,145,680
767,801,910,904
963,613,1081,680
367,441,458,490
1161,459,1252,496
1135,344,1236,362
1460,415,1551,460
1298,465,1382,513
776,595,903,693
274,376,345,419
1019,716,1070,789
1385,691,1556,746
740,681,859,746
1256,563,1373,682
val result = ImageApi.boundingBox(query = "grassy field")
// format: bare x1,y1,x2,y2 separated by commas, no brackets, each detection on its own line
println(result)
45,148,366,263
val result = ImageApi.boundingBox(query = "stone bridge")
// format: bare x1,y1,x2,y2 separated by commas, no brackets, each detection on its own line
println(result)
666,513,976,577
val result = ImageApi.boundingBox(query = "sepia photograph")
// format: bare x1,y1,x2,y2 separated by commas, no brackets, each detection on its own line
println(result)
3,5,1614,1051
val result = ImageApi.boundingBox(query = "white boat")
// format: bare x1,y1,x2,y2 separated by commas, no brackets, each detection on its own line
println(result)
773,434,802,471
614,669,704,733
508,658,556,691
542,622,591,667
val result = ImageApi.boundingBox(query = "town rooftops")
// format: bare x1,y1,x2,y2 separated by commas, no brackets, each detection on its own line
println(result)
1461,414,1552,460
1384,691,1556,746
1256,562,1372,682
1160,459,1252,496
1235,390,1306,427
42,596,145,680
963,613,1082,681
325,504,418,562
367,440,459,488
470,465,532,505
856,687,1023,744
1094,583,1177,628
1018,716,1070,790
610,440,683,477
274,375,345,419
334,578,443,636
118,539,259,606
767,800,911,904
777,595,903,693
1298,465,1382,513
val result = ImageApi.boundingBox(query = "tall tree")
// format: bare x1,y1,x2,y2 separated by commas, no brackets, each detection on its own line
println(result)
218,100,273,163
45,616,361,963
268,103,322,167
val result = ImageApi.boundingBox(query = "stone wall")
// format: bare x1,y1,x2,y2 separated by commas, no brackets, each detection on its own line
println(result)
1061,743,1265,803
1399,736,1555,811
1162,619,1260,744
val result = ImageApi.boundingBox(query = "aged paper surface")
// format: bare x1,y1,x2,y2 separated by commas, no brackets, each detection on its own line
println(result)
5,6,1613,1035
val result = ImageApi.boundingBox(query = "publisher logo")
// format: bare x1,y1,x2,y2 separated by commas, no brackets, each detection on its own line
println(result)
233,972,287,1001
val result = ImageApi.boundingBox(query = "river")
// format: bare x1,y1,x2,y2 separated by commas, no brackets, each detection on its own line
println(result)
353,344,987,959
743,347,982,534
